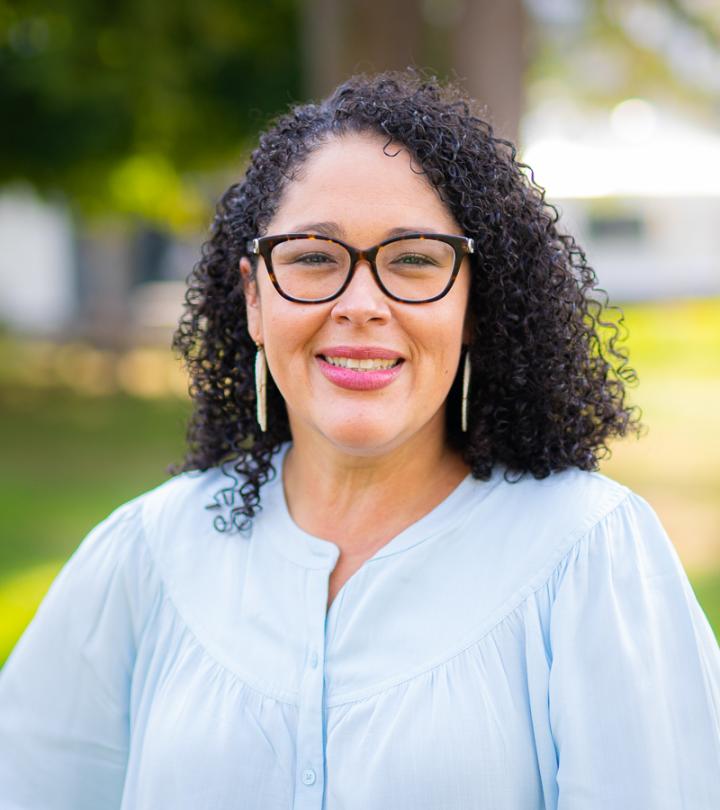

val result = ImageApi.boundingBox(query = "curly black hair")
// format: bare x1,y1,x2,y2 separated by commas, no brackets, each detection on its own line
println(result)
172,68,643,532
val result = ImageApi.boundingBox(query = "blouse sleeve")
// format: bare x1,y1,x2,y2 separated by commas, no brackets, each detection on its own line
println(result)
0,499,152,810
549,491,720,809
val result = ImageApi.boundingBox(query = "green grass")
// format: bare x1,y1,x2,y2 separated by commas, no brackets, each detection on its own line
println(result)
0,385,191,665
606,298,720,378
0,386,190,577
692,570,720,637
597,298,720,638
0,561,65,663
1,298,719,665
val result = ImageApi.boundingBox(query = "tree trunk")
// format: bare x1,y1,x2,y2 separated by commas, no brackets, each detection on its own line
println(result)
452,0,526,145
302,0,424,99
300,0,526,145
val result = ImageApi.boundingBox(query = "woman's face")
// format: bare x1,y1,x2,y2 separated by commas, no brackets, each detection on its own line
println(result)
241,131,471,458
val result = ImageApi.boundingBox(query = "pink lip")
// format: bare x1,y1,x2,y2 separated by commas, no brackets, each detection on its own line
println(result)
315,346,405,391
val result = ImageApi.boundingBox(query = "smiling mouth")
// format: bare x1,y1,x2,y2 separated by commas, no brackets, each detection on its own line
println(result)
320,355,403,371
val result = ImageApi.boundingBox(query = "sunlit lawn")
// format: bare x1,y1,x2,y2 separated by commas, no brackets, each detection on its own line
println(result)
0,388,190,663
598,298,720,634
1,297,719,665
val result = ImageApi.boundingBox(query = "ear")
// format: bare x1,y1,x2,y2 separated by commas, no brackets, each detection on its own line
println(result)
240,257,263,344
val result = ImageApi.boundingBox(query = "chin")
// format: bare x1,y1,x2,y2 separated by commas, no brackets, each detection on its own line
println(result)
317,415,409,457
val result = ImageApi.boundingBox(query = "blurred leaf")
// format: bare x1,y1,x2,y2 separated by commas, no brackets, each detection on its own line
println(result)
0,0,302,222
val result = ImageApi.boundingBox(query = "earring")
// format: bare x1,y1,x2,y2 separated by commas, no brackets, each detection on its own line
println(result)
461,349,471,433
255,344,267,432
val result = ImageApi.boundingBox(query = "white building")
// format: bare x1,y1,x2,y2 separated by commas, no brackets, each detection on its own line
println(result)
522,101,720,301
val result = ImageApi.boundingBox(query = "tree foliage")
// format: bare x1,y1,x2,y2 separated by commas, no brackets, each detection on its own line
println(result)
0,0,302,225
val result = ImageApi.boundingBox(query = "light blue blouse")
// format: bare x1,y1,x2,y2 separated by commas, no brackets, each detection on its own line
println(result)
1,444,719,809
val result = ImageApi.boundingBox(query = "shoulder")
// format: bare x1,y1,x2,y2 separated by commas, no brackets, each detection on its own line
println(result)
130,447,288,543
444,466,691,656
476,464,631,548
459,465,645,599
58,464,237,605
118,463,244,574
495,466,689,598
44,465,252,650
108,462,277,627
130,464,237,539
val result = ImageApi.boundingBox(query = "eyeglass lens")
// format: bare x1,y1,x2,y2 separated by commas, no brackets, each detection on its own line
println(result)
270,238,456,301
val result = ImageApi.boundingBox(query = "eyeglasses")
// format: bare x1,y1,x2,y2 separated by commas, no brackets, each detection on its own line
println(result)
246,232,475,304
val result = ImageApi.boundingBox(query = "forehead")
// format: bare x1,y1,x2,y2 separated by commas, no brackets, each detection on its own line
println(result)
267,132,460,236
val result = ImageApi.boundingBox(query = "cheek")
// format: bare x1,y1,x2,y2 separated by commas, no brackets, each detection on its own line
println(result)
264,307,318,344
256,277,298,343
260,303,329,377
426,292,469,352
412,317,465,377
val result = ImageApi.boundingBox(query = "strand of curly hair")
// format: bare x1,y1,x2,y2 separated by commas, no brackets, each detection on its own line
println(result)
171,68,644,533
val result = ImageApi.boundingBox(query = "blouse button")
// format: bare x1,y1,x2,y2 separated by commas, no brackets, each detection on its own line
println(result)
301,768,317,786
310,650,319,668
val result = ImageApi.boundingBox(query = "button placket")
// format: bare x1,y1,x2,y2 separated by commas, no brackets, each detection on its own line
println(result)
293,564,333,809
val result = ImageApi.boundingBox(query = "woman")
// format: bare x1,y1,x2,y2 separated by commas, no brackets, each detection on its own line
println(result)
1,70,718,809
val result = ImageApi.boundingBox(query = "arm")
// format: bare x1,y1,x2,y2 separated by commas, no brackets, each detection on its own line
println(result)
549,492,720,809
0,500,152,809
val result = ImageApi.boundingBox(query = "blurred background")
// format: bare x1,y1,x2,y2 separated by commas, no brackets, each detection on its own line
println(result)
1,0,719,664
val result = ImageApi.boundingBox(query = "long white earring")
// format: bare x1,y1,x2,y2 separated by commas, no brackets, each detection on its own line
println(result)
461,349,471,433
255,344,267,432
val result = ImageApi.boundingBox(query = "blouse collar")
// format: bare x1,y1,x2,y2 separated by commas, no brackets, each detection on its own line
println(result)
257,443,503,570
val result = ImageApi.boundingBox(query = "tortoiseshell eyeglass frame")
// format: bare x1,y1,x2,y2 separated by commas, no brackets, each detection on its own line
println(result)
245,232,475,304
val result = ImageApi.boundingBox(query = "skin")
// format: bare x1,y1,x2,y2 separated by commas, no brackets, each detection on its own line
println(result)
241,132,472,607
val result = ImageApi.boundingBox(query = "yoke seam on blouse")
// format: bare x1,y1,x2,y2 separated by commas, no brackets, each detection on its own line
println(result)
129,475,630,709
133,497,300,707
326,487,633,707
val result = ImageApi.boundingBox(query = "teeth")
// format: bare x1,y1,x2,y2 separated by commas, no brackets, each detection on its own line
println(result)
324,356,400,370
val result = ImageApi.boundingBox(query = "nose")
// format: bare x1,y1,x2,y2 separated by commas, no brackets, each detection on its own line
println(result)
330,259,391,325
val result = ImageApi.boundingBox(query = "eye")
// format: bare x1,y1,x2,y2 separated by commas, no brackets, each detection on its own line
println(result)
392,253,439,266
293,252,339,265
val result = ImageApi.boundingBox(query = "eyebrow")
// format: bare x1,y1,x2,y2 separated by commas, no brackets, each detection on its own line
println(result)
289,222,441,239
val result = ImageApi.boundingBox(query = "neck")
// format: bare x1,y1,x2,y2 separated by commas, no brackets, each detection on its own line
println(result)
282,423,470,559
